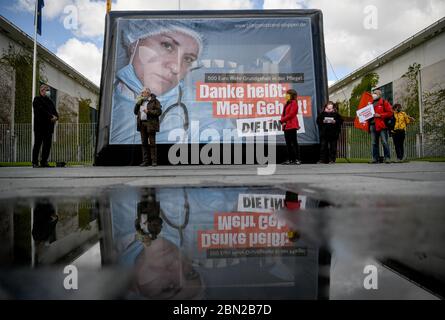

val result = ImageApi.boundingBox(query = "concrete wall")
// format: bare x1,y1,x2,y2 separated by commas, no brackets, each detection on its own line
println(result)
44,61,98,109
329,32,445,104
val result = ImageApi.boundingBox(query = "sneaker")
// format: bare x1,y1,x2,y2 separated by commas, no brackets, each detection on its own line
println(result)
384,159,392,164
294,160,302,165
281,160,293,165
139,162,149,167
32,163,39,168
151,162,157,167
329,161,335,164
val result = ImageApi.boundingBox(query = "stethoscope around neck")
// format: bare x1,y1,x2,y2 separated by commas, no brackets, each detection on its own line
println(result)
159,85,189,133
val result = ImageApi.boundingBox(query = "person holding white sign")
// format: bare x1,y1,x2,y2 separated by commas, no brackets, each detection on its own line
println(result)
367,89,393,164
317,101,343,164
280,89,301,165
357,102,375,123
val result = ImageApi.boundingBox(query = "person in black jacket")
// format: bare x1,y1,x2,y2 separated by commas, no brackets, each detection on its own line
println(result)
134,88,162,166
317,101,344,164
32,199,58,244
32,84,59,168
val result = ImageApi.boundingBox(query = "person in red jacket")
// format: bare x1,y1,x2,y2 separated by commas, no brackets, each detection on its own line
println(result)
280,89,301,165
368,89,393,163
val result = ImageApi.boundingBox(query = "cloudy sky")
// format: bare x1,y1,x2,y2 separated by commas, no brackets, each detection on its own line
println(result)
1,0,444,87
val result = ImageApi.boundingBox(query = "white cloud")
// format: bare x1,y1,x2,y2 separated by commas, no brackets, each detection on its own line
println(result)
16,0,445,84
112,0,254,10
179,0,254,10
263,0,305,9
112,0,178,10
44,0,73,19
15,0,72,19
56,38,102,85
15,0,34,12
15,0,255,38
69,0,107,38
263,0,445,76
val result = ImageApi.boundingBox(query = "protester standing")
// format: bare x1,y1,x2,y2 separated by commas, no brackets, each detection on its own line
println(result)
134,88,162,166
367,89,393,164
392,103,415,162
280,89,301,165
32,84,58,168
317,101,344,164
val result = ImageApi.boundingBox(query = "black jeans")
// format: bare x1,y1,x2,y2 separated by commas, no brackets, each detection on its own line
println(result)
284,129,300,162
32,130,53,165
392,129,406,160
140,124,157,164
320,137,338,162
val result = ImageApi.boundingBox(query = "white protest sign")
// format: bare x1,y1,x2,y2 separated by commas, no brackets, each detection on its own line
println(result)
356,103,375,123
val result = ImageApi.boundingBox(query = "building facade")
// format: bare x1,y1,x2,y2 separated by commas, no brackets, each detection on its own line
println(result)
329,17,445,157
0,15,99,127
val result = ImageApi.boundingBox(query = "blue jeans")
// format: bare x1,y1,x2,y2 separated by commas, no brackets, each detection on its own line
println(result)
370,125,390,161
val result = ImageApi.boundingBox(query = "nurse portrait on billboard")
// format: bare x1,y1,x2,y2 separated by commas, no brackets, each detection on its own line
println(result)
108,16,322,147
111,20,204,144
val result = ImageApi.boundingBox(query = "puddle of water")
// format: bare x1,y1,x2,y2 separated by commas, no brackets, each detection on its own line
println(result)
0,186,442,300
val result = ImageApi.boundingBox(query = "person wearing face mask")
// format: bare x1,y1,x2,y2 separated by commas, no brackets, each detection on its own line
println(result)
367,89,393,164
111,21,203,146
32,84,59,168
392,103,415,162
316,101,344,164
280,89,301,165
134,88,162,166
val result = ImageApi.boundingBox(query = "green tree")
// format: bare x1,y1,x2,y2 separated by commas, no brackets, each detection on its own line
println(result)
422,86,445,155
335,99,350,117
423,86,445,124
401,62,421,120
0,44,46,123
348,72,379,116
78,98,92,123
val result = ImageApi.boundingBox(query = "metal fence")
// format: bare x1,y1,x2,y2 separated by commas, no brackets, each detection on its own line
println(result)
338,122,445,160
1,122,444,164
0,123,96,164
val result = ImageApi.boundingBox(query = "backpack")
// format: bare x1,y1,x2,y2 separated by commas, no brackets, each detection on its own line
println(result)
385,113,396,131
381,99,396,130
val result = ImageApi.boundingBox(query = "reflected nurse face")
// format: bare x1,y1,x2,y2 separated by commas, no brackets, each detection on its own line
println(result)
133,238,203,299
132,31,199,96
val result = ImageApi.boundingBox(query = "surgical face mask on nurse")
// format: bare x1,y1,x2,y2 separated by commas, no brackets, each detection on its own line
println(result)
132,32,199,96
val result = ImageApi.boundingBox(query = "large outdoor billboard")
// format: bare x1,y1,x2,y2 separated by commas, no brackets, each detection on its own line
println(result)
95,10,328,163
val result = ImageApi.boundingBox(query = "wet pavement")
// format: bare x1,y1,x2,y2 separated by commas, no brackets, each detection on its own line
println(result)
0,163,444,299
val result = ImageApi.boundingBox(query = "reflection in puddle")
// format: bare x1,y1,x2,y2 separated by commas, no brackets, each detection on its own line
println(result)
109,187,329,300
0,186,442,300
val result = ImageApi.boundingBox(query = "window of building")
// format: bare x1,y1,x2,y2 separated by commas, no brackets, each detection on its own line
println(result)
375,82,393,105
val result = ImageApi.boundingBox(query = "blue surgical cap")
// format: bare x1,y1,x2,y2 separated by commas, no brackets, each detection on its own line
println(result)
120,19,204,57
